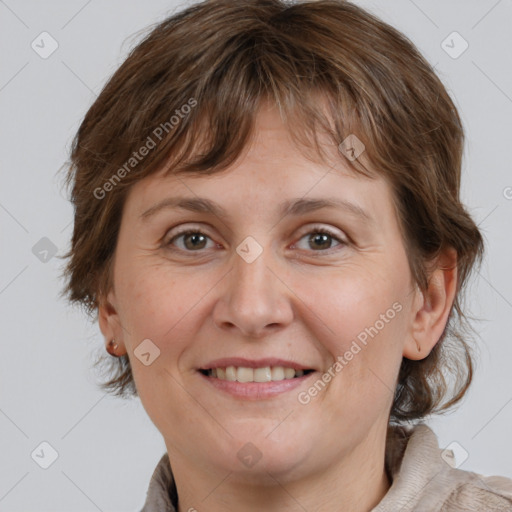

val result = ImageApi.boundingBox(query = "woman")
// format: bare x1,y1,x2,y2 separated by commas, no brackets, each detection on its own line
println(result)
60,0,512,510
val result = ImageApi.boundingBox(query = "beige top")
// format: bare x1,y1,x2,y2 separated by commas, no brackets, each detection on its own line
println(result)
140,423,512,511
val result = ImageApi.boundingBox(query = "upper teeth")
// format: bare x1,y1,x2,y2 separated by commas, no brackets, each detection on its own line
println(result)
206,366,306,382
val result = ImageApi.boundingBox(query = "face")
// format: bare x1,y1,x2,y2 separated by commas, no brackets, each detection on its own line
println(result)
100,102,425,482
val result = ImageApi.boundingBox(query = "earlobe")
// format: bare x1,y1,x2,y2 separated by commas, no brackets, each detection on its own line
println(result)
403,248,458,361
98,290,127,355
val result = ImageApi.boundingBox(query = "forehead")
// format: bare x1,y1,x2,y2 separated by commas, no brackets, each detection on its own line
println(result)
124,103,394,227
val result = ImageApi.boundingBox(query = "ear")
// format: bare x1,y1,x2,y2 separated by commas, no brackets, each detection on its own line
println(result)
98,289,128,356
403,247,458,360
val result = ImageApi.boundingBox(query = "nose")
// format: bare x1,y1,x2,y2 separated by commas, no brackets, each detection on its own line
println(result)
212,242,294,338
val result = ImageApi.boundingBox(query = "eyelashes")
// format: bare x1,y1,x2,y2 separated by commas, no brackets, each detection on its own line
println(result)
165,226,348,255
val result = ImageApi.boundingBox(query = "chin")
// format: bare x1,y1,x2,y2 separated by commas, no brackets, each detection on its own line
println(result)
224,433,310,478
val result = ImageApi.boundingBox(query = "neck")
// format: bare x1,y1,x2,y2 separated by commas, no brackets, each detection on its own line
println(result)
171,423,392,512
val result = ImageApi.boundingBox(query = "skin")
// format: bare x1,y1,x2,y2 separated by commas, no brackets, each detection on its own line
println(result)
99,101,457,512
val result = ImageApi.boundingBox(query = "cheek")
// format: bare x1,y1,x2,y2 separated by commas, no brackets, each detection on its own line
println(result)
118,261,193,338
303,268,405,342
302,271,407,392
117,261,219,383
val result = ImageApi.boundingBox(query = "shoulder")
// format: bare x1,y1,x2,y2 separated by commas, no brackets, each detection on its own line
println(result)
441,472,512,511
374,423,512,512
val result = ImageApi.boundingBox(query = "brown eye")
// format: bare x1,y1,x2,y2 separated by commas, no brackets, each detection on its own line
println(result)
165,226,347,255
294,228,347,252
167,230,213,251
308,232,333,250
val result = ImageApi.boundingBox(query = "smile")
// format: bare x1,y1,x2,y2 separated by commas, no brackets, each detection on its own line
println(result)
200,366,315,382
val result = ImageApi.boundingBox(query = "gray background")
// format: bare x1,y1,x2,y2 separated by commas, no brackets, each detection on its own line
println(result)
1,0,511,510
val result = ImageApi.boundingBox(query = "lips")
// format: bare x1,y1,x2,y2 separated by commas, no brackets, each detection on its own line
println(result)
198,357,317,385
198,357,315,371
197,362,316,399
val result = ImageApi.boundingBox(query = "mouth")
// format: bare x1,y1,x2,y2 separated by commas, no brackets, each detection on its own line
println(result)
197,366,317,399
196,357,319,399
198,366,316,383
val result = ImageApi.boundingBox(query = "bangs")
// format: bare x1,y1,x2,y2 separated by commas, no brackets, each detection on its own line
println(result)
90,7,380,190
155,90,376,182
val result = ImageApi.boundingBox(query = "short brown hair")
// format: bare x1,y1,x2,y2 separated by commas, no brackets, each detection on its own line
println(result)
59,0,484,423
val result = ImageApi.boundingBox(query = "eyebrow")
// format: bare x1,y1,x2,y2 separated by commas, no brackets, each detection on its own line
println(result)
140,196,374,225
